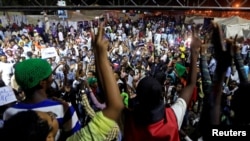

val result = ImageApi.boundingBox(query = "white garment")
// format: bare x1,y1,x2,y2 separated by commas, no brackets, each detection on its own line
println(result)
160,54,167,63
22,46,32,57
38,20,43,28
94,27,98,35
0,62,14,86
59,48,68,57
58,31,64,41
171,98,187,130
230,70,240,83
72,80,81,89
241,44,249,55
118,45,123,56
208,58,217,75
117,29,123,36
154,33,161,45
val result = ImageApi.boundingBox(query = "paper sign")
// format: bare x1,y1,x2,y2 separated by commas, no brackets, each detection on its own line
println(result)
41,47,58,59
0,86,17,106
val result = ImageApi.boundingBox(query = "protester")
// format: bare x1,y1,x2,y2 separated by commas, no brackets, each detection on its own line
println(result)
3,58,81,141
123,29,200,141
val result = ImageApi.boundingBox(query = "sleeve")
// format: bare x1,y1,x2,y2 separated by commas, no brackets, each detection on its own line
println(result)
88,90,106,110
234,53,248,83
3,109,11,121
66,112,117,141
200,55,212,95
62,103,82,135
170,98,187,130
81,94,96,118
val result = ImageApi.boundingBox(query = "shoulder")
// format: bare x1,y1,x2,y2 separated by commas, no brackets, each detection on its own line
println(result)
3,106,21,120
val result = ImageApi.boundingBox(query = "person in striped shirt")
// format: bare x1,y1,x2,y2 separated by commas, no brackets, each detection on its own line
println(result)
3,58,81,141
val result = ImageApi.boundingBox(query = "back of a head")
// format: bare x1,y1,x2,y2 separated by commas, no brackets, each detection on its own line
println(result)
135,76,163,109
0,110,50,141
14,58,52,96
132,76,165,125
154,72,166,86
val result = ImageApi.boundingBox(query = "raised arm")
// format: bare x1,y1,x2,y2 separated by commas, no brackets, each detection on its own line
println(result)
200,45,212,96
178,33,199,105
229,37,249,83
210,23,232,125
93,23,124,121
198,41,214,139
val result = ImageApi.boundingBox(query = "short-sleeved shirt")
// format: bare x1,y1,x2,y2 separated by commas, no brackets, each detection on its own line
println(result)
67,112,117,141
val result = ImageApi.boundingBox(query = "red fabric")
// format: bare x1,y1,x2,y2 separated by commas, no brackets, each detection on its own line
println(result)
180,78,187,87
139,31,144,38
124,108,180,141
188,86,198,109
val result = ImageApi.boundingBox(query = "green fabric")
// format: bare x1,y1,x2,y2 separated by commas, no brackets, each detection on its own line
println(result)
87,77,97,86
121,92,129,107
14,58,52,89
67,111,117,141
175,63,186,77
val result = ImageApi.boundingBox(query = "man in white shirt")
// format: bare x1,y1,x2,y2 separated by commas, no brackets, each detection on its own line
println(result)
241,42,249,60
38,19,43,28
0,55,14,86
58,30,64,44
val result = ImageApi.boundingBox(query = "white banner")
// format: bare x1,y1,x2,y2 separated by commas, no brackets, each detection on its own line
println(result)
0,86,17,106
41,47,58,59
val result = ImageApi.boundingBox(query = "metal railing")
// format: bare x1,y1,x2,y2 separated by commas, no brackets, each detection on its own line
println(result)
0,0,249,11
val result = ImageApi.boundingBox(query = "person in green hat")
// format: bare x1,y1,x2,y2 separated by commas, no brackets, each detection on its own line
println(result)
3,58,82,141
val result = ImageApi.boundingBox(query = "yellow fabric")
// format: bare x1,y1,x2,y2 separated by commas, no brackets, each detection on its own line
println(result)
81,94,119,141
179,46,186,59
81,94,96,118
18,40,25,47
67,112,117,141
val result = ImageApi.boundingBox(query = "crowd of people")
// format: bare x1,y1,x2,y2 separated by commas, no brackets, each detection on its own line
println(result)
0,13,250,141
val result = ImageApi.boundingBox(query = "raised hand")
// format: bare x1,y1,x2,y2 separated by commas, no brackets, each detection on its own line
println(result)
211,22,232,73
91,22,124,121
191,25,202,54
200,33,210,55
92,22,109,56
227,34,241,57
211,22,226,57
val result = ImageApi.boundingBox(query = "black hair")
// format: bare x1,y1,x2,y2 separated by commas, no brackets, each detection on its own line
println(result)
135,76,163,109
154,72,166,86
26,51,33,58
132,77,165,126
0,79,6,87
88,70,96,77
0,110,51,141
